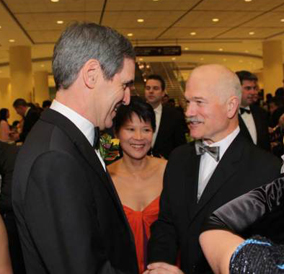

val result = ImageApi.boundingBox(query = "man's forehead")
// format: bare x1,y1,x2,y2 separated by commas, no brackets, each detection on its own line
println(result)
242,80,256,86
146,79,162,87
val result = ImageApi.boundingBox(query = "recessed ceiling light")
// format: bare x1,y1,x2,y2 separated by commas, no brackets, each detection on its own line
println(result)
244,0,252,2
281,19,284,22
190,32,196,36
127,33,133,37
172,57,176,61
139,58,143,61
223,58,227,62
200,57,204,61
249,31,255,35
41,64,45,68
146,64,150,69
212,18,219,22
0,26,2,29
57,20,64,24
51,0,59,2
137,19,144,23
185,47,189,50
9,39,15,43
153,0,159,1
219,48,223,51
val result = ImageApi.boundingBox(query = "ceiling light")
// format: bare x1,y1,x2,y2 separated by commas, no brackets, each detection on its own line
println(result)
249,31,255,35
57,20,64,24
153,0,159,1
40,64,45,68
244,0,252,2
281,19,284,22
212,18,219,22
172,57,176,61
218,48,223,51
9,39,15,43
190,32,196,36
139,58,143,61
127,33,133,37
137,19,144,23
146,65,150,69
51,0,59,2
185,47,189,50
200,57,204,61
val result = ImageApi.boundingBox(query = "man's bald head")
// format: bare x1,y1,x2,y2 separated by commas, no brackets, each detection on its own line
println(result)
188,64,242,104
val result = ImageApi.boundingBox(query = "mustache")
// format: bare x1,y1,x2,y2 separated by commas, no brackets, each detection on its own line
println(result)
188,116,204,123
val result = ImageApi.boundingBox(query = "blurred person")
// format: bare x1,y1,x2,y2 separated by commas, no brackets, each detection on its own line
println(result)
146,64,281,274
236,70,270,151
268,97,284,128
0,108,14,142
0,141,26,274
108,97,167,273
145,74,187,159
0,215,12,274
42,100,52,110
162,93,169,105
12,22,138,274
200,176,284,274
12,98,40,143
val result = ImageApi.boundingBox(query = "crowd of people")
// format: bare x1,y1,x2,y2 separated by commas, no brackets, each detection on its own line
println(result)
0,21,284,274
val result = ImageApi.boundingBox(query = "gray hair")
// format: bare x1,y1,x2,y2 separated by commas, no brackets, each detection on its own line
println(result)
52,22,135,90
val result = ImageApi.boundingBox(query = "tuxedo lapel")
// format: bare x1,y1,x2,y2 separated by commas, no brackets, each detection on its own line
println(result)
238,114,253,143
40,110,128,224
189,134,244,225
184,152,200,221
153,106,167,149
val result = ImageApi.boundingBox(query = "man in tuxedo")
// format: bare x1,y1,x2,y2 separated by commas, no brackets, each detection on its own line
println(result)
144,74,187,159
236,70,271,151
146,64,281,274
12,22,138,274
12,98,40,143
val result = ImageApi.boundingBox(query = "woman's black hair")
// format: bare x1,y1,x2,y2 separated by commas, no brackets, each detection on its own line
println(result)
0,108,8,121
114,96,156,133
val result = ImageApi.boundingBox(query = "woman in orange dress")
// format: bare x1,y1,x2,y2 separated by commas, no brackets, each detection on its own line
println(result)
108,97,167,273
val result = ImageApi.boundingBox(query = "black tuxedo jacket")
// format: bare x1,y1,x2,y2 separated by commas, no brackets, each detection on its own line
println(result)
0,142,18,213
19,108,40,142
148,133,281,274
12,109,138,274
239,105,270,151
152,105,187,159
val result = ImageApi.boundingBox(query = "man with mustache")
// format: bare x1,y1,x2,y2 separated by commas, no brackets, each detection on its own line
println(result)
12,22,138,274
146,64,281,274
236,70,271,151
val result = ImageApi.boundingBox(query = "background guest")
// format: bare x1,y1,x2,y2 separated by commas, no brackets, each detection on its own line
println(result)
0,108,14,143
108,97,167,273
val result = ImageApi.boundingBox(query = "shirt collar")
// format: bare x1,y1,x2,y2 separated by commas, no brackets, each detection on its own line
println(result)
50,99,95,146
154,103,162,113
204,126,240,161
24,107,30,117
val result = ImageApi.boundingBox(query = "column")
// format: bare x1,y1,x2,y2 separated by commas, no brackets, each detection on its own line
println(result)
9,46,33,121
262,40,283,95
34,71,50,106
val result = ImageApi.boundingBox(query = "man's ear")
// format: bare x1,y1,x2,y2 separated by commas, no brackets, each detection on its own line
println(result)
82,59,101,89
227,96,239,119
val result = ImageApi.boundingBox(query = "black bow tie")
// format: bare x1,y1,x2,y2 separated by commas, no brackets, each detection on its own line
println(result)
240,107,251,115
195,140,220,162
93,127,100,149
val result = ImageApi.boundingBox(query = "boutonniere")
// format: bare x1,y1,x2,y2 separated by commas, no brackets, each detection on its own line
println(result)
99,133,120,163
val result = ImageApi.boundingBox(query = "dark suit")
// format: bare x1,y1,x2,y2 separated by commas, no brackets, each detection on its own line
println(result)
152,105,187,159
0,142,26,274
12,109,138,274
19,108,40,142
148,133,281,274
239,105,270,151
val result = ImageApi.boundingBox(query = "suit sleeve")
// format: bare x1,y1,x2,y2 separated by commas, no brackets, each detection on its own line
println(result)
24,151,126,274
148,164,178,264
202,176,284,234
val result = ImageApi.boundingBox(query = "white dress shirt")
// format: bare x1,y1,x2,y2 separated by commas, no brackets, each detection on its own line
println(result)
197,126,240,201
50,100,106,170
151,103,162,147
240,107,257,145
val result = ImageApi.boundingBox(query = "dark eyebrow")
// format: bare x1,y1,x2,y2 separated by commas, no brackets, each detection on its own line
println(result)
123,80,134,87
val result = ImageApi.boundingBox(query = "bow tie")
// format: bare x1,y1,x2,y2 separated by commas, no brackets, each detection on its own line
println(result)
195,140,220,162
93,127,100,149
240,107,251,115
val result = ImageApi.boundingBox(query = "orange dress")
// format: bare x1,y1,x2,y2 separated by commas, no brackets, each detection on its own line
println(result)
123,196,160,274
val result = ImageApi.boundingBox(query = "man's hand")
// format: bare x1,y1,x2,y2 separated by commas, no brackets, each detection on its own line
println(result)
143,262,184,274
